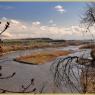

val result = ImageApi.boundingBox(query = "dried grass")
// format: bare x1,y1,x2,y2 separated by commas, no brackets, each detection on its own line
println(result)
15,50,71,64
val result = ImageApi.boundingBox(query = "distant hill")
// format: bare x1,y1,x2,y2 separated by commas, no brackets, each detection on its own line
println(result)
3,38,52,41
3,38,66,42
22,38,53,41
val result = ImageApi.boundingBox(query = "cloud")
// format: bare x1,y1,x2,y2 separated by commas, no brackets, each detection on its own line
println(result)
22,25,27,29
0,18,29,39
32,21,40,25
54,5,65,14
51,24,56,27
11,19,20,24
49,20,53,23
2,32,12,37
0,17,95,40
10,19,27,30
2,17,7,21
30,25,83,40
48,20,56,26
40,26,47,31
0,32,12,39
0,5,14,10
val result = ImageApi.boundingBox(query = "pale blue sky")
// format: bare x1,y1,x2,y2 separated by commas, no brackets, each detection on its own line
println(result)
0,2,87,26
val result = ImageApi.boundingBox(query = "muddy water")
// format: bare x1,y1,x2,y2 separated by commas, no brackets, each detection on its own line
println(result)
0,46,90,93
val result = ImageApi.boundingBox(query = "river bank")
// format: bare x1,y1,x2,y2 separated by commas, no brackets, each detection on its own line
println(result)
0,42,68,56
0,38,86,56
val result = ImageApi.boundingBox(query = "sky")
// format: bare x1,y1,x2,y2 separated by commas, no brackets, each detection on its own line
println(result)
0,2,94,40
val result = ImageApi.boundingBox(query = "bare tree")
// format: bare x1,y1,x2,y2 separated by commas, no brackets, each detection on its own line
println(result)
0,21,10,54
0,21,10,35
81,3,95,32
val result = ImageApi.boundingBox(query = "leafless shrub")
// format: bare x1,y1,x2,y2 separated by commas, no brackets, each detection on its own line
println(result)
81,3,95,39
50,54,94,93
0,21,10,35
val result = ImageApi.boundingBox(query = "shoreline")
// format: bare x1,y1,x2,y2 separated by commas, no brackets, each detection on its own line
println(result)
0,45,70,56
14,59,38,65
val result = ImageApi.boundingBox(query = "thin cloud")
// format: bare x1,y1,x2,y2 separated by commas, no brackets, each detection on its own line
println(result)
2,32,12,37
2,17,7,21
0,5,14,10
48,20,56,26
54,5,65,14
11,19,20,24
49,20,53,23
51,24,56,27
32,21,41,25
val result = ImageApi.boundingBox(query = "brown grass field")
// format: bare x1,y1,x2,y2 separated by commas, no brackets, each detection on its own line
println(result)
79,44,95,49
15,50,71,64
80,68,95,93
0,42,67,54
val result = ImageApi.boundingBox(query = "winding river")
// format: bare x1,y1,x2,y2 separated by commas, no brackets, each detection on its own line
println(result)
0,46,91,93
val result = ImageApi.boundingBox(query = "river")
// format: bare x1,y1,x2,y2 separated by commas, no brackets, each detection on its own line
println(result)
0,46,91,93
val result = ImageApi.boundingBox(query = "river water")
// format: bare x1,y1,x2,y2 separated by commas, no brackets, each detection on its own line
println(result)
0,46,91,93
